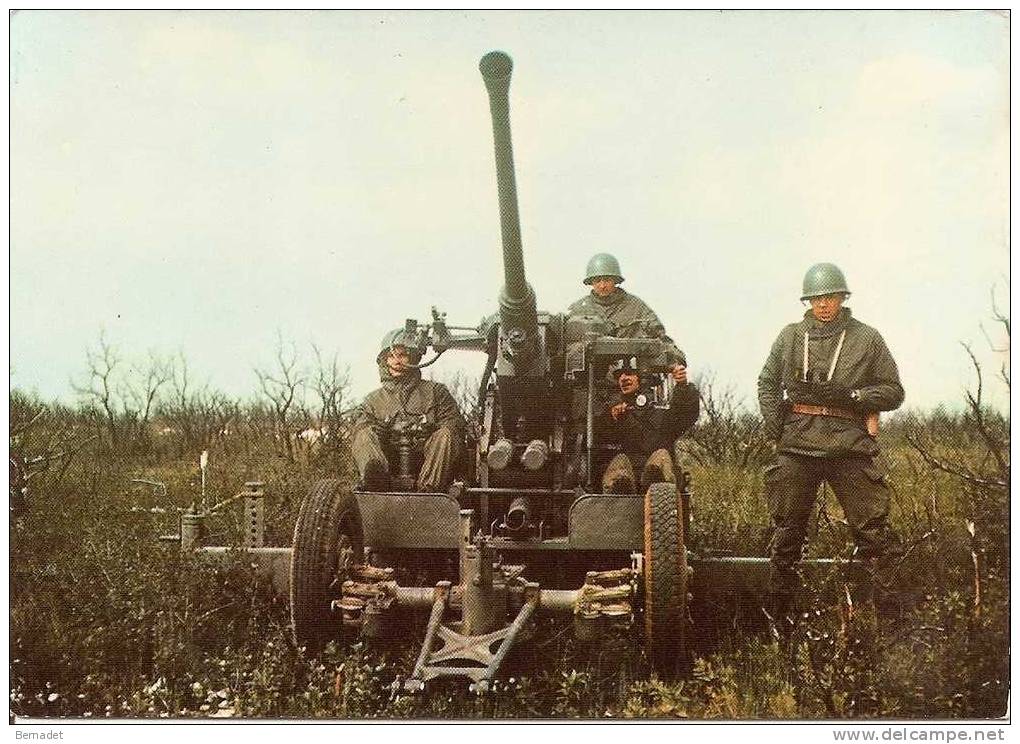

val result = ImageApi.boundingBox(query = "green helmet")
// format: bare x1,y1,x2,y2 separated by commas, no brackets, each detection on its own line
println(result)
800,262,850,300
583,253,624,285
378,328,423,362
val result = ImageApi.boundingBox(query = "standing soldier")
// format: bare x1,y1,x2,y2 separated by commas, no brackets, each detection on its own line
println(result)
568,253,689,385
352,328,465,492
757,263,904,626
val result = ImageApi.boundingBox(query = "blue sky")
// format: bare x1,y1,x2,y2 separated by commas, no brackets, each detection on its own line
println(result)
10,11,1009,411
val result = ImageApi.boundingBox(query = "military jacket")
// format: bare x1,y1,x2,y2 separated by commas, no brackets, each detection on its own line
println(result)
757,308,904,458
596,382,700,464
567,289,686,366
352,366,465,446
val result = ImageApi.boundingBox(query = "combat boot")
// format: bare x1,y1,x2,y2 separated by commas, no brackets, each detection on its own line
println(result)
770,590,798,649
872,547,907,628
768,564,802,648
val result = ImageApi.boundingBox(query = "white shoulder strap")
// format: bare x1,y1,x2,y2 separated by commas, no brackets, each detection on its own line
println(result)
827,330,847,380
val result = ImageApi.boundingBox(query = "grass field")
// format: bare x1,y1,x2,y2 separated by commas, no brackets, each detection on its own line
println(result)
9,388,1009,720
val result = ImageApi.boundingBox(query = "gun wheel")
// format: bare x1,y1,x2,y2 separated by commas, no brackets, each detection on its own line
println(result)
291,479,363,653
643,481,689,671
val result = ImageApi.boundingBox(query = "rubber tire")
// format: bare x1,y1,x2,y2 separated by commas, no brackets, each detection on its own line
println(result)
644,481,689,671
290,479,363,653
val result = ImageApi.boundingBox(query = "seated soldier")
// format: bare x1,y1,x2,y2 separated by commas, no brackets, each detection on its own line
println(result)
596,357,700,494
352,328,466,491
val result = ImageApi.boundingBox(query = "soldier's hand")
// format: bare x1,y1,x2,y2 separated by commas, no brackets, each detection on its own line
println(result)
786,379,814,402
670,364,688,385
610,402,629,421
816,380,853,405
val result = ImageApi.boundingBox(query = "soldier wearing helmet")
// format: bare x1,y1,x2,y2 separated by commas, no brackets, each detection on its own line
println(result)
757,262,904,630
596,356,700,493
568,253,689,385
351,328,466,491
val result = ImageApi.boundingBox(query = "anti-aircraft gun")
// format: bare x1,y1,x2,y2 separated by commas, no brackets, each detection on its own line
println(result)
187,50,825,694
286,51,694,693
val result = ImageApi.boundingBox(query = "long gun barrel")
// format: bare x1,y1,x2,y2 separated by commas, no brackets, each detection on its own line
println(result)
479,51,540,373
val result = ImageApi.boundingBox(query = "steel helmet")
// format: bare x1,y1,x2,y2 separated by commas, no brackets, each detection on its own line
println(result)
583,253,624,285
378,328,423,362
801,262,850,301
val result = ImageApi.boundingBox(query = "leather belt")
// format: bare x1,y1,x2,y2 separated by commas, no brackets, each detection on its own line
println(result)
790,403,860,421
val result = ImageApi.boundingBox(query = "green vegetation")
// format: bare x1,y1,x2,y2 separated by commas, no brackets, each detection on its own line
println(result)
9,343,1009,719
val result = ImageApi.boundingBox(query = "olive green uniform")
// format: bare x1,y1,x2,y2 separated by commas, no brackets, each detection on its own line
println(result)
596,382,700,493
567,289,686,367
757,308,904,591
352,363,466,492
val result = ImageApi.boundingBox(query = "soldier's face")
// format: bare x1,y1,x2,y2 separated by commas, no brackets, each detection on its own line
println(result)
386,346,413,377
591,276,619,298
809,293,846,322
618,371,640,395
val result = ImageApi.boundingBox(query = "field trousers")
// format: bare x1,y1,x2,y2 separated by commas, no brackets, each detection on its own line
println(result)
765,452,893,594
601,448,675,494
352,427,460,492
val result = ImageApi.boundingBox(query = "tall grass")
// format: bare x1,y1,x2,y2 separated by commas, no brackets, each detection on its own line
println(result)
9,388,1008,719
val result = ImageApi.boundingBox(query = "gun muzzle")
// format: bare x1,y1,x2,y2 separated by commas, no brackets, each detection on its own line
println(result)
505,496,530,532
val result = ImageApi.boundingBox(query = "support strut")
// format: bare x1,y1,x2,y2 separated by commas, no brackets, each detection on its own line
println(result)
404,582,539,693
403,508,542,693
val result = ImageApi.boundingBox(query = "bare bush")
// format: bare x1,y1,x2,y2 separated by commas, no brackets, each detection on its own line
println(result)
10,390,95,514
71,333,172,452
72,331,122,447
904,296,1010,626
120,351,172,451
684,372,770,467
159,354,239,455
254,333,308,463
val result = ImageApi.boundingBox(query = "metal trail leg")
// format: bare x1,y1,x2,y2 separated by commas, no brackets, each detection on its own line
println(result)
470,590,538,694
405,582,451,694
404,582,540,694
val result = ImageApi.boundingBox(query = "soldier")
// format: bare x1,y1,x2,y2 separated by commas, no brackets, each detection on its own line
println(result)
757,262,904,622
352,328,466,492
568,253,689,385
597,357,700,493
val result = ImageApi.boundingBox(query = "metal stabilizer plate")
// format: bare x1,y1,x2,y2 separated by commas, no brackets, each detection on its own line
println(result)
404,584,538,694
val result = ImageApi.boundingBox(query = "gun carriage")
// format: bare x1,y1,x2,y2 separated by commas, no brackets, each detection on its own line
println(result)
187,51,836,693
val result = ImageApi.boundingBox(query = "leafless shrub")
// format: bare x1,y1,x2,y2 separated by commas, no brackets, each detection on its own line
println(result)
71,331,122,447
10,390,95,513
120,351,172,451
904,292,1009,622
71,333,171,452
254,333,309,463
159,353,240,455
684,372,771,467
